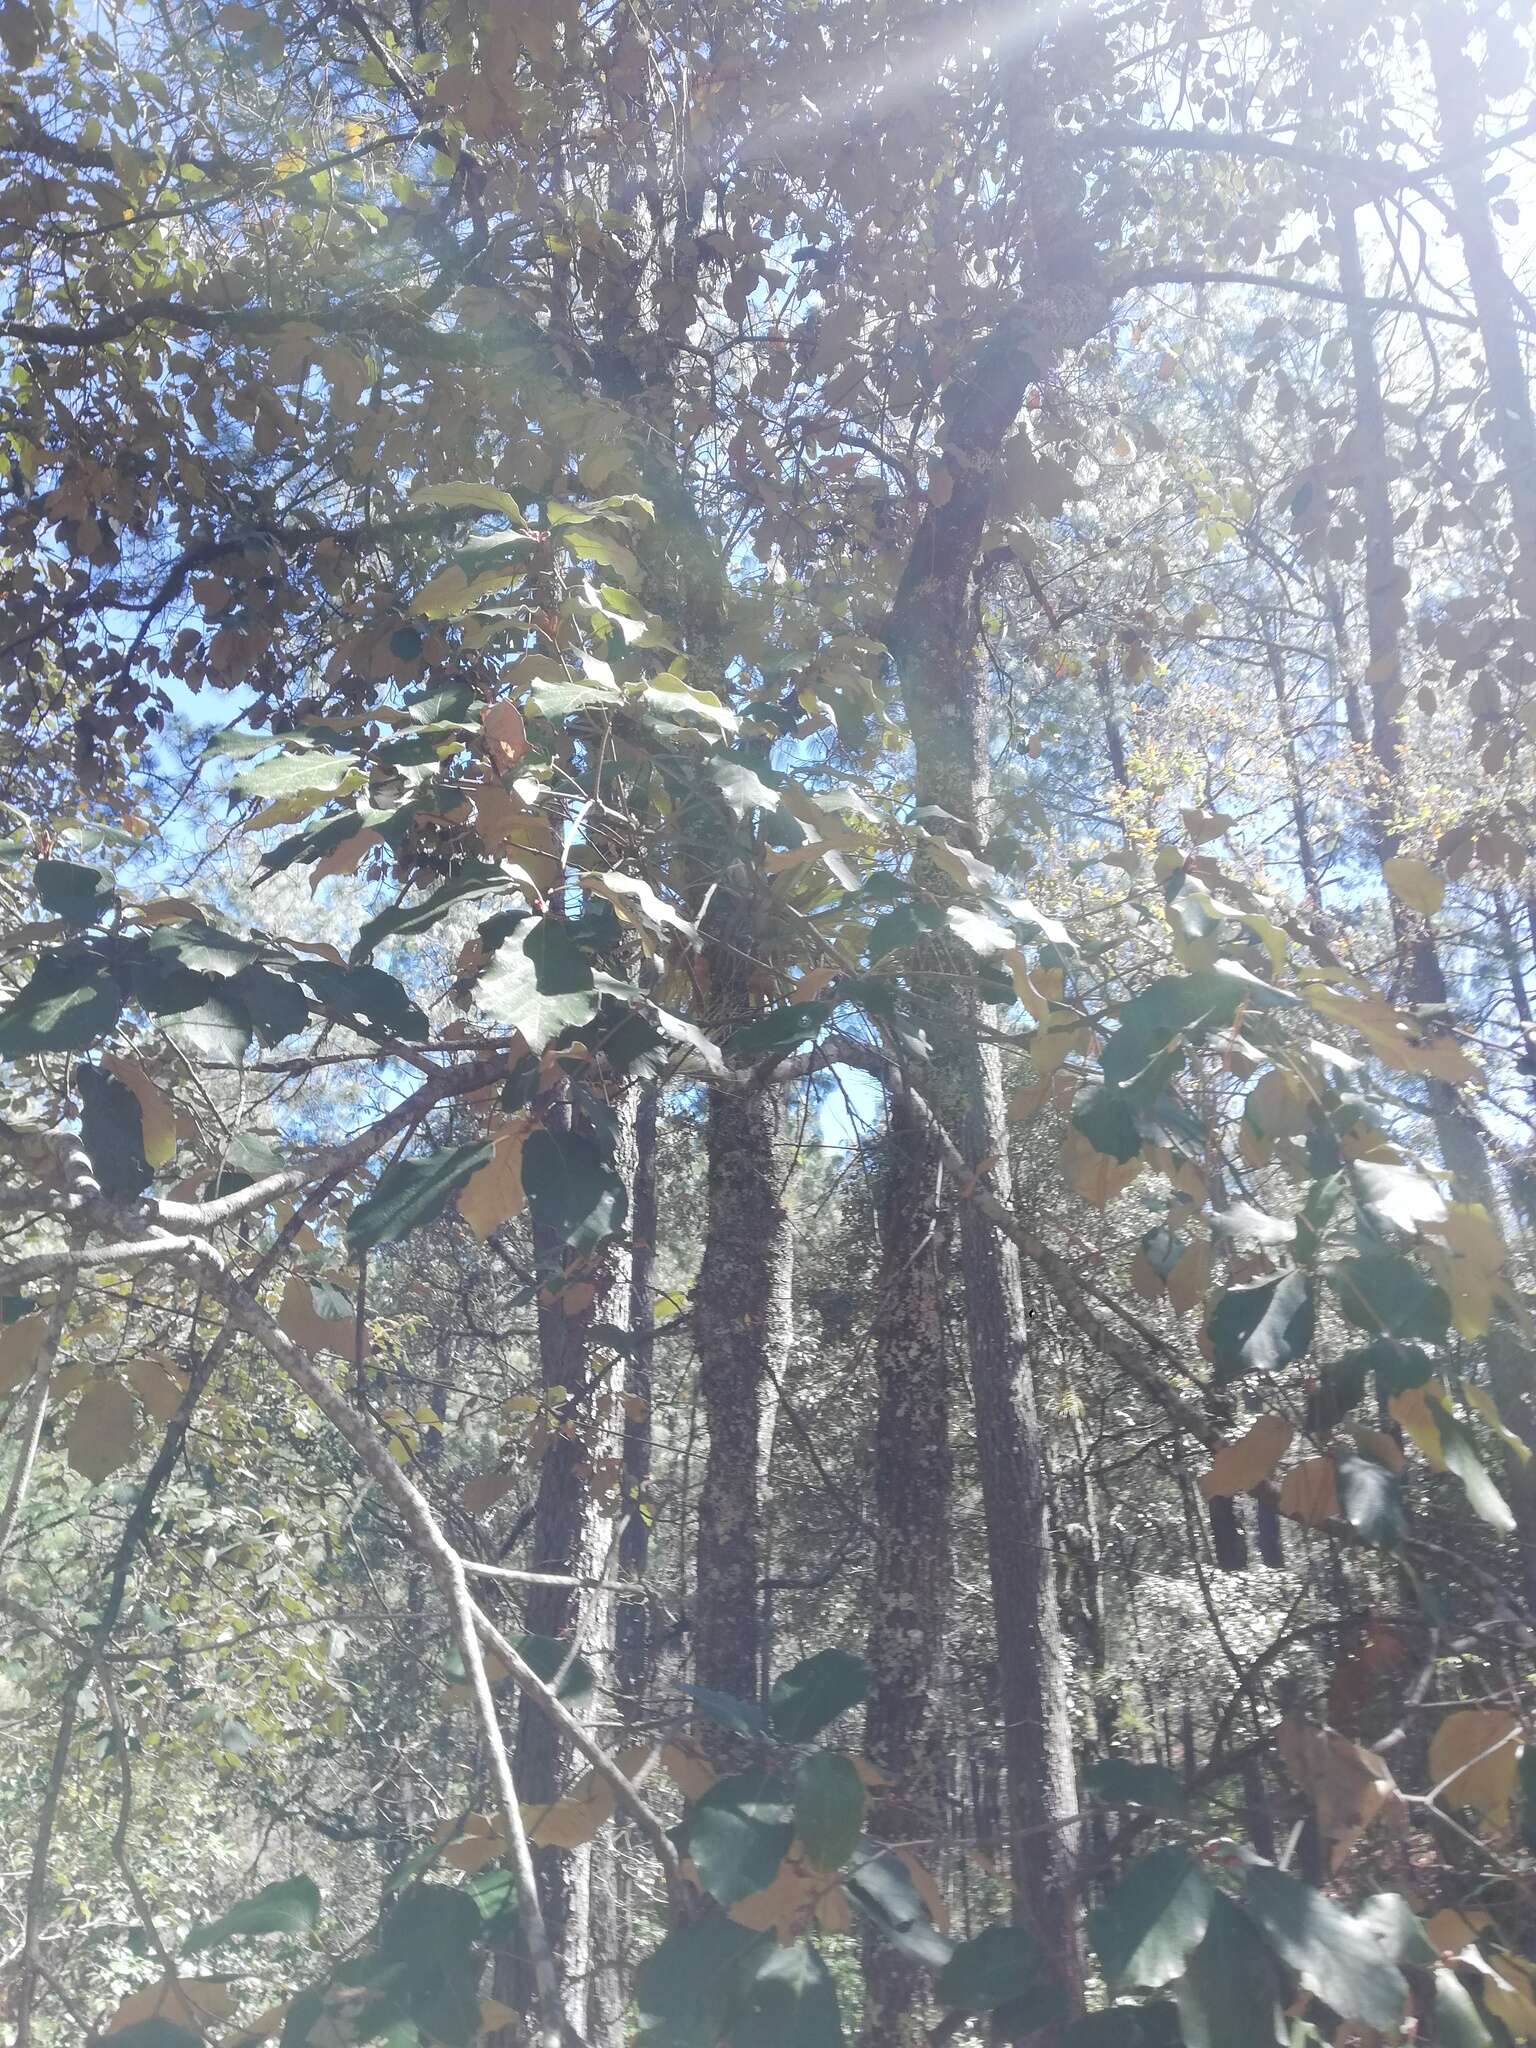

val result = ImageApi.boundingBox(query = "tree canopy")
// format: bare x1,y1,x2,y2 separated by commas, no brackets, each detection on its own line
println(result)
3,0,1536,2044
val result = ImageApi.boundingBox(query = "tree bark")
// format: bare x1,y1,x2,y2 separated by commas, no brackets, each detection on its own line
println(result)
861,1093,952,2048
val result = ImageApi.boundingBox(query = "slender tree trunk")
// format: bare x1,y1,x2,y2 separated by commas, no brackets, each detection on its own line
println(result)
616,1079,659,1708
693,1081,794,1707
1338,192,1536,1605
1263,624,1323,904
495,1095,635,2042
888,312,1085,2001
1425,9,1536,633
861,1094,952,2048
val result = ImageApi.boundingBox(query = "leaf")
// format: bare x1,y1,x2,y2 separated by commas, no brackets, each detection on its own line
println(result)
1090,1847,1215,1990
634,1917,770,2048
105,2026,203,2048
1332,1250,1451,1342
1243,1865,1407,2029
792,1752,867,1872
1351,1159,1448,1235
410,481,525,520
351,874,515,964
683,1772,794,1908
101,1055,176,1167
732,1941,844,2048
346,1141,493,1253
1199,1416,1293,1499
1207,1272,1315,1380
1382,856,1445,916
301,960,429,1042
522,1767,616,1849
768,1649,868,1743
1072,1084,1143,1164
1275,1717,1406,1871
1277,1455,1339,1526
76,1061,152,1198
186,1875,321,1952
0,1314,48,1394
1334,1448,1406,1547
938,1926,1059,2015
1438,1406,1517,1533
1172,1895,1285,2048
35,857,117,927
278,1275,363,1366
456,1116,530,1239
68,1378,141,1482
521,1126,627,1254
1428,1710,1520,1824
727,1001,833,1061
0,953,123,1056
843,1845,955,1969
104,1979,235,2036
483,699,529,772
475,921,599,1053
1433,1968,1494,2048
229,750,361,802
1209,1202,1296,1247
1083,1759,1188,1817
1063,2009,1180,2048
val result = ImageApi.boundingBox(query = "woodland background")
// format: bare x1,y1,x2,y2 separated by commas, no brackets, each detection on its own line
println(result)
2,0,1536,2044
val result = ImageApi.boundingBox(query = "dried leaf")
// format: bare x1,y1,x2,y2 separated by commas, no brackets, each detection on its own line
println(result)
68,1379,141,1483
1427,1710,1520,1825
1200,1415,1294,1499
278,1274,363,1367
1276,1715,1406,1870
101,1054,177,1167
456,1115,531,1240
1278,1455,1339,1527
484,699,530,773
0,1313,48,1394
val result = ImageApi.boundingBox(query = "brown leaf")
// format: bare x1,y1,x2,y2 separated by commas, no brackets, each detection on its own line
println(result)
661,1738,717,1801
0,1313,48,1394
126,1355,188,1424
1200,1415,1293,1499
104,1976,235,2034
102,1054,177,1167
1276,1714,1406,1871
1278,1455,1339,1527
68,1379,141,1483
457,1116,531,1240
484,699,530,773
278,1275,364,1367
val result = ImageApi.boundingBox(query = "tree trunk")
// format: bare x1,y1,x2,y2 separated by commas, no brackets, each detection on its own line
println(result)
1338,191,1536,1606
693,1081,794,1707
887,309,1086,2006
861,1093,952,2048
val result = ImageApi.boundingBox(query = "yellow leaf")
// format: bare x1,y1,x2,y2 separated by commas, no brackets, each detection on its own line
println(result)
1466,1384,1532,1463
1423,1202,1506,1340
0,1313,48,1394
1428,1709,1520,1824
1278,1456,1339,1527
1382,856,1445,917
68,1379,141,1483
523,1767,616,1848
1200,1416,1294,1499
729,1846,828,1944
1390,1384,1447,1469
457,1116,532,1240
130,896,202,925
101,1054,177,1167
1483,1952,1536,2038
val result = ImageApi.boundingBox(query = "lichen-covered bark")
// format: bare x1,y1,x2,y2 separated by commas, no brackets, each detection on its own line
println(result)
861,1094,950,2047
693,1082,793,1709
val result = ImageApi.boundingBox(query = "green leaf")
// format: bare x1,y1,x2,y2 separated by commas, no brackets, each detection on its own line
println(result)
938,1925,1058,2015
1100,973,1245,1088
843,1845,955,1970
634,1917,771,2048
158,987,252,1063
1332,1251,1450,1343
379,1882,481,1966
377,1883,483,2047
1072,1084,1143,1163
1351,1159,1448,1234
768,1649,868,1743
145,922,263,978
1244,1865,1407,2029
1355,1894,1436,1968
75,1061,152,1197
229,750,362,801
511,1632,596,1704
232,965,311,1046
346,1141,493,1253
1083,1759,1188,1818
0,952,123,1057
1063,2009,1180,2048
476,920,599,1053
301,961,429,1043
1090,1848,1215,1990
1303,1352,1370,1434
792,1752,867,1872
1334,1448,1406,1547
35,857,117,927
1437,1408,1517,1532
733,1940,844,2048
727,1001,833,1062
1207,1271,1315,1381
1433,1966,1493,2048
683,1771,794,1908
352,873,515,963
185,1874,321,1952
1172,1895,1285,2048
521,1126,628,1254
